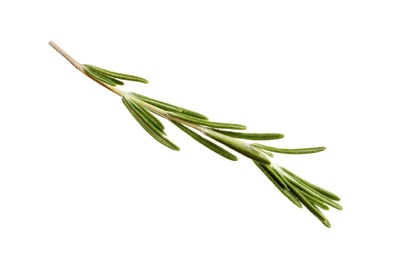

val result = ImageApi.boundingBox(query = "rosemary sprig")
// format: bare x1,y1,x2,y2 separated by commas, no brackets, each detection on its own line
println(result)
49,41,342,228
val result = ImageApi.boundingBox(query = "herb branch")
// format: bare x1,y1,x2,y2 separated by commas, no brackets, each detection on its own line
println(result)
49,41,342,227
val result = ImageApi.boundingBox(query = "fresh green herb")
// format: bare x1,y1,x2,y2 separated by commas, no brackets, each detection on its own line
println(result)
84,64,149,84
49,41,342,227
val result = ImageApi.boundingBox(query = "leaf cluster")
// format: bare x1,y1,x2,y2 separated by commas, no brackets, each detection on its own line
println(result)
83,64,149,86
73,61,342,227
120,91,342,227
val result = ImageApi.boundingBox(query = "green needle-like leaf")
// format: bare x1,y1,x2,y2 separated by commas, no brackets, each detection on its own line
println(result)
281,167,341,201
170,113,246,130
257,148,274,157
124,97,165,136
213,130,284,140
323,219,331,228
85,64,149,84
254,162,302,208
133,93,183,114
288,178,343,210
84,66,119,86
285,180,330,227
253,144,326,155
301,191,329,211
122,98,179,151
106,77,124,86
178,108,209,120
124,96,165,132
84,65,125,86
133,93,208,120
259,164,287,189
173,122,238,161
204,129,270,164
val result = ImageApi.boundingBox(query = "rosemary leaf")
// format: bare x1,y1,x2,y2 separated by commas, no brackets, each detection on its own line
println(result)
124,97,166,135
323,219,331,228
258,149,274,157
213,130,284,140
259,164,287,189
288,179,343,210
85,64,149,84
173,122,238,161
281,167,341,201
84,66,125,85
134,93,208,120
286,180,330,227
254,162,302,208
133,93,183,113
204,129,270,164
178,108,209,120
124,96,165,132
107,77,124,86
122,98,179,151
123,97,160,135
253,144,326,155
170,113,246,130
300,191,330,211
83,66,119,86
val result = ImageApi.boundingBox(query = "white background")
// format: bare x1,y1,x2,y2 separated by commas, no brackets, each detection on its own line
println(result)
1,1,398,259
